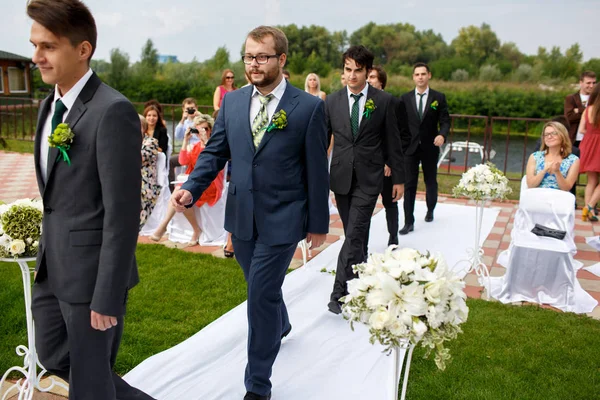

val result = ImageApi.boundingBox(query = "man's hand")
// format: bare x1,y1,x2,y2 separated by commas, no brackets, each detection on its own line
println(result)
433,135,445,147
91,311,117,331
306,233,326,249
181,110,189,123
392,184,405,202
384,164,391,177
171,189,193,212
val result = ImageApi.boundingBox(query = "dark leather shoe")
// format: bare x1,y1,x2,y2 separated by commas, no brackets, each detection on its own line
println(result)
399,224,414,235
244,392,271,400
425,211,434,222
388,235,398,246
327,300,342,315
281,324,292,339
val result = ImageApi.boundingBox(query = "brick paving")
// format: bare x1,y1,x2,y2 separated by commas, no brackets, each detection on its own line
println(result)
2,149,600,397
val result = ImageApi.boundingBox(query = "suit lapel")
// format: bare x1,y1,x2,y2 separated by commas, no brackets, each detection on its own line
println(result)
356,86,378,140
46,73,102,186
338,89,352,141
239,86,255,154
34,94,53,194
255,83,299,156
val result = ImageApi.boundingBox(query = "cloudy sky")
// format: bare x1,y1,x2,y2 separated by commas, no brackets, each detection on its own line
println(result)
2,0,599,64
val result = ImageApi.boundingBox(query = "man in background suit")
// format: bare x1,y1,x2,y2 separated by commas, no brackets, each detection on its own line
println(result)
28,1,154,399
400,62,450,235
564,71,596,146
325,46,407,315
173,26,329,400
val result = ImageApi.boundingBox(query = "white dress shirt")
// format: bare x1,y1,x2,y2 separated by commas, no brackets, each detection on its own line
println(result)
346,84,369,126
40,68,94,182
415,86,430,113
249,77,287,127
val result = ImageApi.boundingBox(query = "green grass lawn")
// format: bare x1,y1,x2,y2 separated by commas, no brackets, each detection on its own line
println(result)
0,139,35,154
1,244,599,399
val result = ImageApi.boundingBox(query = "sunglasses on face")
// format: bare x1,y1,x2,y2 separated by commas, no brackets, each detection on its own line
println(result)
225,76,234,79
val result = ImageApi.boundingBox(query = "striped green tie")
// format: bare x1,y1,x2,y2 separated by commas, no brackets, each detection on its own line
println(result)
252,94,273,149
350,93,362,138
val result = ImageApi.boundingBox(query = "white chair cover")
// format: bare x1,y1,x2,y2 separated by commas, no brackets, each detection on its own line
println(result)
167,175,227,246
488,184,597,313
140,152,171,236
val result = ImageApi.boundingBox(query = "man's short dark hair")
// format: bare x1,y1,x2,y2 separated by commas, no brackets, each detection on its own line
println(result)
371,65,387,90
581,71,597,81
182,97,197,107
413,62,430,74
342,45,374,72
551,115,571,132
27,0,97,62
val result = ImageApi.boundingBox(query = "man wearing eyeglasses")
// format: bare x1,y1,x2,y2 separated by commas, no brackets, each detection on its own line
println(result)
171,26,329,400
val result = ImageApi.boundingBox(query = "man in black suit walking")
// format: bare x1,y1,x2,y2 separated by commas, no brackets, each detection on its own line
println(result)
400,62,450,235
325,46,408,314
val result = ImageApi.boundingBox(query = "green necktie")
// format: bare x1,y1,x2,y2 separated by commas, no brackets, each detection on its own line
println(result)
252,94,273,149
48,99,68,168
417,92,425,120
350,93,362,138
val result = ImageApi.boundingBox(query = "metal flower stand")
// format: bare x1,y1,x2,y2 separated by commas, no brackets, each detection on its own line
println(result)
0,258,68,400
453,199,491,298
392,340,416,400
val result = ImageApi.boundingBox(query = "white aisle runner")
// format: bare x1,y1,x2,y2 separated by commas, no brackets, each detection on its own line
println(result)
124,201,499,399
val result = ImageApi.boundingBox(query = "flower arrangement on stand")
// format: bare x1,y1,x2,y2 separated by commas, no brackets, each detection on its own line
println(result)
341,247,469,371
0,199,43,259
452,163,512,293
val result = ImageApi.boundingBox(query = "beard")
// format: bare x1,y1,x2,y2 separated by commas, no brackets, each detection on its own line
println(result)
246,65,279,89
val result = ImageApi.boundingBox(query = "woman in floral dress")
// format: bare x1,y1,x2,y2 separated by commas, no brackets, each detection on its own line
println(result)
139,115,162,230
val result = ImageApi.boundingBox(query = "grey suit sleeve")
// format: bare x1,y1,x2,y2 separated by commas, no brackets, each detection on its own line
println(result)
92,99,142,316
438,93,451,140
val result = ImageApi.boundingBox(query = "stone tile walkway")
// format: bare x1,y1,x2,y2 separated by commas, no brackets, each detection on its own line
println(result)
2,149,599,398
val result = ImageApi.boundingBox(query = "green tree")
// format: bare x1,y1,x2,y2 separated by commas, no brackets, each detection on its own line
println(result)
140,39,159,74
582,58,600,77
451,23,500,66
206,46,230,71
107,48,130,90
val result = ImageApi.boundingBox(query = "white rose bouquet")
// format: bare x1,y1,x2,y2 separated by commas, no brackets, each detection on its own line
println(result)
341,247,469,370
0,199,43,259
453,162,512,201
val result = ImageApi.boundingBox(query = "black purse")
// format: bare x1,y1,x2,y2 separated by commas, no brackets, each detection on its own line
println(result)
531,224,566,240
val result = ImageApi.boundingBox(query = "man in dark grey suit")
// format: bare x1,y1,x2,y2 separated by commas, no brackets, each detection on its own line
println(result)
400,62,450,235
325,45,408,314
28,1,154,399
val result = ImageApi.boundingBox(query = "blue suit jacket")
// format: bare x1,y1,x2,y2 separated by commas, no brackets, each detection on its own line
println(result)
182,83,330,245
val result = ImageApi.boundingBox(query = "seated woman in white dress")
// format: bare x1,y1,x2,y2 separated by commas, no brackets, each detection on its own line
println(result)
150,114,224,245
526,121,579,192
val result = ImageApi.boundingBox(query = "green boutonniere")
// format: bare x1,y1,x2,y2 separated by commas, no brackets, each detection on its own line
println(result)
48,122,74,165
266,110,287,132
363,98,376,119
431,100,439,110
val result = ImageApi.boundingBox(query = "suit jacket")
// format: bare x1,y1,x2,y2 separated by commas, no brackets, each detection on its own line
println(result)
154,126,169,155
400,88,450,156
564,92,584,143
326,85,406,196
33,73,142,316
181,83,329,245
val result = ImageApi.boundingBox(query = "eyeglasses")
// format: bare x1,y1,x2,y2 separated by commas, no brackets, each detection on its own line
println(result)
543,131,559,137
199,127,210,132
242,54,280,65
225,76,234,79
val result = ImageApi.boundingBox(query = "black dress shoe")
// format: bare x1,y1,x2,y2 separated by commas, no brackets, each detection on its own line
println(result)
327,300,342,315
244,392,271,400
399,224,414,235
281,324,292,339
388,235,398,246
425,211,434,222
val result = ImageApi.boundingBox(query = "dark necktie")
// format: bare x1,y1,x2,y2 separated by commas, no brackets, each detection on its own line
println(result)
48,99,68,171
350,93,362,138
417,92,425,120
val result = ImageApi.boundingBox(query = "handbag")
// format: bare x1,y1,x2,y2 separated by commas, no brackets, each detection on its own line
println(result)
531,223,566,240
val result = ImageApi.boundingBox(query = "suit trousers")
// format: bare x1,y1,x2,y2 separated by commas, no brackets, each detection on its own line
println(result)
403,145,440,225
231,234,296,396
31,279,155,400
364,176,399,255
331,174,379,302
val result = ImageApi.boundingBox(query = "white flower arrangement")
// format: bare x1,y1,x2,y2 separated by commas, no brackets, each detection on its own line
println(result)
0,199,43,259
341,247,469,370
453,162,512,201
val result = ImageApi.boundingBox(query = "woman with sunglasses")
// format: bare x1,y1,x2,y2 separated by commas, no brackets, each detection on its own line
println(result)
525,121,580,195
150,114,224,245
213,69,237,111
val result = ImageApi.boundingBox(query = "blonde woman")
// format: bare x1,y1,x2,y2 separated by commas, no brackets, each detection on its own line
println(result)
305,73,326,100
525,121,579,192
